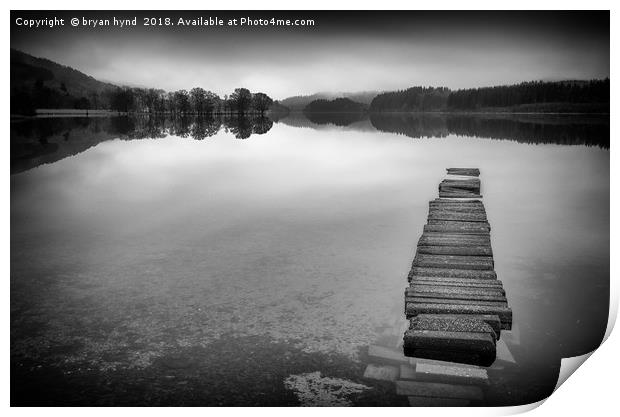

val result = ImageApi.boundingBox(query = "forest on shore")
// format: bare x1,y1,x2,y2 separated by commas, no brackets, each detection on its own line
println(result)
368,79,609,113
11,49,274,116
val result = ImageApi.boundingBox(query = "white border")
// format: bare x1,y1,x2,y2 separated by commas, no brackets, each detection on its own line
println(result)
3,2,616,416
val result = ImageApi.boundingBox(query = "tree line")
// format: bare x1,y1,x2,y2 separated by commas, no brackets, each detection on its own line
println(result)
369,87,451,112
368,80,609,112
446,79,610,110
11,81,274,116
108,87,273,115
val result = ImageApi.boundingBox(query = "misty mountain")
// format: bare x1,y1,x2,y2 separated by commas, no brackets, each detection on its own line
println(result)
11,49,119,98
11,49,122,114
304,98,368,113
280,91,379,111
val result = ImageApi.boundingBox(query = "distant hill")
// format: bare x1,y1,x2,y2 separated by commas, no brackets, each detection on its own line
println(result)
302,98,368,127
11,49,119,97
370,87,451,112
11,49,121,115
304,98,368,113
266,100,290,121
280,91,379,111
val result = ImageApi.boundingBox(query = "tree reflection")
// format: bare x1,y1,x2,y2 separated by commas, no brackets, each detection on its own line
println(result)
10,114,275,174
225,114,253,139
276,112,609,148
252,116,273,135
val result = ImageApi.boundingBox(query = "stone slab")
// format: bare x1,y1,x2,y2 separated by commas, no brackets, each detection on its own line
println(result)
415,362,489,385
409,267,497,280
363,364,400,382
368,345,409,364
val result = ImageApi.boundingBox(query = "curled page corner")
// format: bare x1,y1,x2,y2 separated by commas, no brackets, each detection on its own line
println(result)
548,292,616,403
554,352,594,393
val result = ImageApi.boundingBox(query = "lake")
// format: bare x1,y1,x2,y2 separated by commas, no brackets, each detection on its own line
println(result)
10,113,609,406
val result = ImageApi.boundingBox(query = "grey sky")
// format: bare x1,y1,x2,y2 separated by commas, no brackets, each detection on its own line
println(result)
11,11,609,99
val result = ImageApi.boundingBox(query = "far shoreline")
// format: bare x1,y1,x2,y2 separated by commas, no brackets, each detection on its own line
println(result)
10,109,610,120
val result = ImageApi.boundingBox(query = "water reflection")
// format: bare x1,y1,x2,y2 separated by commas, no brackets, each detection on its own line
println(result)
304,111,368,127
279,112,610,148
11,119,609,405
11,114,274,174
11,113,609,175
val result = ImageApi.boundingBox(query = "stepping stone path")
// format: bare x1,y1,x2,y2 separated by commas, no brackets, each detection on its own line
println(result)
362,168,515,406
404,168,512,368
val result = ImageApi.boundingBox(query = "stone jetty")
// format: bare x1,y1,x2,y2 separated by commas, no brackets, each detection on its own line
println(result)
403,168,512,367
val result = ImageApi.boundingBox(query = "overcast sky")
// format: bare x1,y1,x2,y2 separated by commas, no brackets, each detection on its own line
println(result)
11,11,609,99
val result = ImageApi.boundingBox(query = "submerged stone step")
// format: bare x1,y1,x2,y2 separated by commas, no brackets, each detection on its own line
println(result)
415,362,489,386
409,356,485,369
403,316,497,365
368,345,409,364
399,364,417,380
396,380,484,401
403,331,496,367
363,364,399,382
495,339,516,364
407,396,471,407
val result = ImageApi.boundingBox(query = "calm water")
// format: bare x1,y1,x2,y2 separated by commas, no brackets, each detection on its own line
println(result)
11,113,609,406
